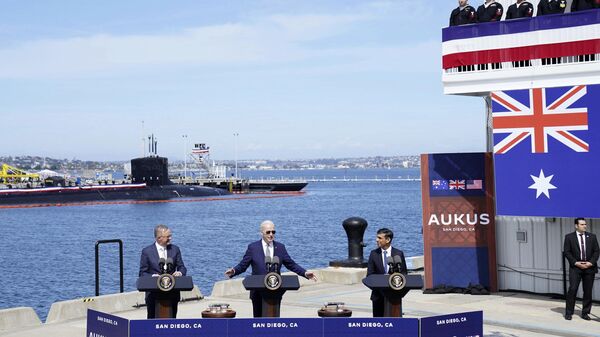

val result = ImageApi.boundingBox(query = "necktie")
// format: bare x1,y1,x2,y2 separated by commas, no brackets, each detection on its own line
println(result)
265,244,271,258
579,234,586,261
383,250,389,274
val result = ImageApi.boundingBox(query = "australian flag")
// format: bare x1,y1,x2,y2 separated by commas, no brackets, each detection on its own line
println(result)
493,84,599,218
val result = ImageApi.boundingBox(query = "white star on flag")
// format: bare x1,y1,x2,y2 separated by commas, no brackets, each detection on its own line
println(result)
528,169,557,199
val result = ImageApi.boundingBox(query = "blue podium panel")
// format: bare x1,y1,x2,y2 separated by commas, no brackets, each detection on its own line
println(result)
87,309,129,337
431,247,490,288
228,318,322,337
323,318,419,337
421,311,483,337
130,318,228,337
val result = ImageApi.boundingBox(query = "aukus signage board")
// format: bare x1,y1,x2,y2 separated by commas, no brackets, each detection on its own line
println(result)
421,311,483,337
130,318,227,337
87,309,129,337
421,153,497,291
228,318,322,337
492,84,600,218
128,317,419,337
87,310,482,337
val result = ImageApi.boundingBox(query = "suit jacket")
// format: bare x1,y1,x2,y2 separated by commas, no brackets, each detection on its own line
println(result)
233,240,307,277
506,1,534,19
367,247,407,301
139,243,187,277
564,231,599,273
571,0,600,12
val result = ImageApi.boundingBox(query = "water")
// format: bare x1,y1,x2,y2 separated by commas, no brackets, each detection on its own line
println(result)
0,168,422,320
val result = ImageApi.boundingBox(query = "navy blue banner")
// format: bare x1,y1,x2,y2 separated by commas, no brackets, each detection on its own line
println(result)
421,311,483,337
228,318,321,337
443,10,600,41
323,318,419,337
428,153,486,197
130,318,227,337
493,84,600,218
86,309,129,337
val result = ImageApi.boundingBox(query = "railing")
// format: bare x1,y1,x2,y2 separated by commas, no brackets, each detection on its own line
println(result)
445,54,600,74
95,239,124,296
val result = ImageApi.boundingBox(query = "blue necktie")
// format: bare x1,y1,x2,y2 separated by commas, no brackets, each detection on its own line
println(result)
383,250,388,274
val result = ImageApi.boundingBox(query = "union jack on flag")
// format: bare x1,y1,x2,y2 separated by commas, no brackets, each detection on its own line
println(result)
492,86,588,154
449,180,465,190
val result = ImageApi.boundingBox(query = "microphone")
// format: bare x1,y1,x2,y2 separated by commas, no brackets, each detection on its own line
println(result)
166,257,174,274
393,255,403,274
272,256,281,274
386,256,395,274
158,258,166,274
265,255,273,272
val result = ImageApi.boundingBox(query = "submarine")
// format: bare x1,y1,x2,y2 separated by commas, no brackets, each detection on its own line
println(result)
0,155,229,206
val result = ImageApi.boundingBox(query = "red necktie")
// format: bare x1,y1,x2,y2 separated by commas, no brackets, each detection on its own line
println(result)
579,234,586,261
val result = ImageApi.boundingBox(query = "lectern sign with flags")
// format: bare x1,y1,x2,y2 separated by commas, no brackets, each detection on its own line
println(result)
492,84,600,218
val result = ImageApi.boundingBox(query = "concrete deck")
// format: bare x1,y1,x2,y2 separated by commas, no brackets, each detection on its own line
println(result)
1,268,598,337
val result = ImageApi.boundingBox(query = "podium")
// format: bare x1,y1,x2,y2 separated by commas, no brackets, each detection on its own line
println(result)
362,274,423,317
137,275,193,318
242,274,300,317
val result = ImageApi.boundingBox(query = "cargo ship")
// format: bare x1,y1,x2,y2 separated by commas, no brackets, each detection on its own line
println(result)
196,178,308,193
176,142,308,193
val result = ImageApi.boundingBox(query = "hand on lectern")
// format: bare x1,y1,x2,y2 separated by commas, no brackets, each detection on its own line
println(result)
224,268,235,278
173,271,182,277
305,271,318,282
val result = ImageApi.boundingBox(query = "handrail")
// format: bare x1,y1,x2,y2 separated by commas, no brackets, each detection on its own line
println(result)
95,239,124,296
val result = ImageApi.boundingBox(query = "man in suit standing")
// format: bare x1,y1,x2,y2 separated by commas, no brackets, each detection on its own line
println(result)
367,228,407,317
224,220,317,317
139,224,187,319
564,218,599,321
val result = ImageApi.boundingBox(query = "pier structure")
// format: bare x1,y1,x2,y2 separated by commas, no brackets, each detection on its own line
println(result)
2,262,599,337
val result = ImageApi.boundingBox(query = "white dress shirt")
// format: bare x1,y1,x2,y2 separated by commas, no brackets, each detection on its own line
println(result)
262,240,274,259
155,242,167,260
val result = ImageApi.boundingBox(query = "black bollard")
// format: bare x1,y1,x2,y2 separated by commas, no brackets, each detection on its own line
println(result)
329,217,368,268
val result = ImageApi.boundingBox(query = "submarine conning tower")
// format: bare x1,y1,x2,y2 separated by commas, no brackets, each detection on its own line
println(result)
131,157,172,186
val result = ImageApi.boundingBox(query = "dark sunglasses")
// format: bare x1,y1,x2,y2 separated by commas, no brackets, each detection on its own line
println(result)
265,230,276,234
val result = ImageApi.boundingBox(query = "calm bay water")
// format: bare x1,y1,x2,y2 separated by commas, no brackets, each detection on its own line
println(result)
0,168,422,320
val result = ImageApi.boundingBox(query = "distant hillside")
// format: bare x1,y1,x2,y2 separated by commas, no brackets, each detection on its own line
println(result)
1,154,420,173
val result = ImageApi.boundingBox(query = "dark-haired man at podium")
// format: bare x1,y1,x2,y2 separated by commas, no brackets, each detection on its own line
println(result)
224,220,317,317
139,224,187,319
367,228,407,317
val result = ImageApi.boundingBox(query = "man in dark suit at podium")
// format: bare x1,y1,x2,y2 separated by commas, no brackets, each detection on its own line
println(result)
224,220,317,317
139,224,187,319
367,228,407,317
564,218,599,321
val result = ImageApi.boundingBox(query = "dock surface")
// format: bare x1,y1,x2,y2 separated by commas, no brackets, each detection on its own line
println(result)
1,267,598,337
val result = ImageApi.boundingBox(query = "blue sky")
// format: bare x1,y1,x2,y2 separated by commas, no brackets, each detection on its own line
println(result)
0,1,485,161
